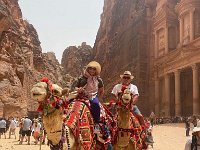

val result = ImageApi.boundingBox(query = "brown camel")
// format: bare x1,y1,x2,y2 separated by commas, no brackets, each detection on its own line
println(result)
31,80,112,150
112,89,146,150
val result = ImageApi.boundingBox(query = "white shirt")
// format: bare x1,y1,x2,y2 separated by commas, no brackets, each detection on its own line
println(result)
111,83,139,96
10,120,17,129
185,139,200,150
32,122,41,132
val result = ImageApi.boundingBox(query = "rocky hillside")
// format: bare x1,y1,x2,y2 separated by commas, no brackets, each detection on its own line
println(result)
61,42,93,78
0,0,68,118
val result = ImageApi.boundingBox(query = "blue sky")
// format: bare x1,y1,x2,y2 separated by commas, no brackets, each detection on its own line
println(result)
19,0,104,62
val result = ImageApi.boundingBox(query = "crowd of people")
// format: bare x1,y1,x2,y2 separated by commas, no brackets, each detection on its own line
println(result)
0,116,47,145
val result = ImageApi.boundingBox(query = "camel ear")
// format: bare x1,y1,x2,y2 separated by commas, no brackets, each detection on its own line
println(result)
62,88,70,97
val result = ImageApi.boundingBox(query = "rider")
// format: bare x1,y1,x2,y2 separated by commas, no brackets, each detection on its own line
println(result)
72,61,104,133
111,71,145,126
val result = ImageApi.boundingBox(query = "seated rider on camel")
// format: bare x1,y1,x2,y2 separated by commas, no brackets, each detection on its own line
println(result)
111,71,145,127
72,61,104,133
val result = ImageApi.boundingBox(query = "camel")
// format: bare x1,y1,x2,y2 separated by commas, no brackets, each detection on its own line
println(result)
31,79,112,150
111,89,146,150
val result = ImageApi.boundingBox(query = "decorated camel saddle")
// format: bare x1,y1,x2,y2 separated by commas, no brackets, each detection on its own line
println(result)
31,78,113,150
107,89,147,150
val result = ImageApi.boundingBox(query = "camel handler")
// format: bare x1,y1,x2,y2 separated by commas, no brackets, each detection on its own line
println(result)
185,120,200,150
71,61,104,133
111,71,145,126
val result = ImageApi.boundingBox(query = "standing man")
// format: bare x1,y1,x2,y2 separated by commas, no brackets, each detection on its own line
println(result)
19,116,32,145
111,71,145,126
72,61,104,133
9,117,17,139
0,118,6,139
185,121,200,150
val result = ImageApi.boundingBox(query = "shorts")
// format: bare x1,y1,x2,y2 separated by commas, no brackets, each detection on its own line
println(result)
33,131,40,138
19,128,22,134
0,128,6,133
22,130,31,136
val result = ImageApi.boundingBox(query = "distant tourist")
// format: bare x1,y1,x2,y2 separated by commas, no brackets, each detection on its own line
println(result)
149,111,156,127
32,119,41,145
9,117,17,139
185,121,200,150
0,118,6,139
19,116,32,145
185,118,190,137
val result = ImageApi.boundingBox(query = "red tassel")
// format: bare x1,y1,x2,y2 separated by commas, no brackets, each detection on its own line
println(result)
37,104,43,112
121,85,127,93
41,77,49,83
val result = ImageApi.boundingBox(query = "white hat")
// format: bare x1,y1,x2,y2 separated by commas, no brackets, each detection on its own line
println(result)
120,71,134,79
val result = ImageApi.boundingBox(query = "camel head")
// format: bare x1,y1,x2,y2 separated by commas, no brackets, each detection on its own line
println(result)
121,89,132,104
31,82,48,102
31,82,63,102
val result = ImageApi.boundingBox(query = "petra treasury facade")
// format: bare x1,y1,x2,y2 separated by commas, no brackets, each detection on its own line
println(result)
149,0,200,117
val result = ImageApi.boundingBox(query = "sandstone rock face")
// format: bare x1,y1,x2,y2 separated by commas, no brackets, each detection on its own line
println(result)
61,42,92,78
60,0,151,115
93,0,150,115
0,0,67,118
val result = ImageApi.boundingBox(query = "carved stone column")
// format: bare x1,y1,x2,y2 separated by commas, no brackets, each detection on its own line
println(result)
190,10,194,41
175,70,181,116
165,74,170,117
155,78,160,116
179,18,183,44
192,64,200,115
165,26,168,54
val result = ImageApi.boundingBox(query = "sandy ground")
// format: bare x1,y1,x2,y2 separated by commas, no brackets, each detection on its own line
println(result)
0,123,189,150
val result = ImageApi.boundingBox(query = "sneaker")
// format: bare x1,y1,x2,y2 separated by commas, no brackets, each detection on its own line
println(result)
94,124,100,133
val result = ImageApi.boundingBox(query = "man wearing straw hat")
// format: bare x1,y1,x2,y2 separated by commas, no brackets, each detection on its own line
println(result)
185,120,200,150
111,71,145,126
72,61,104,133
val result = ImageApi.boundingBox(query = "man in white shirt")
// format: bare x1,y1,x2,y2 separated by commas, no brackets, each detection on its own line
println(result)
111,71,145,126
9,117,17,139
185,121,200,150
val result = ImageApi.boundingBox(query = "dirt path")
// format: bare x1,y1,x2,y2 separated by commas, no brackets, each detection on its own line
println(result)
0,123,189,150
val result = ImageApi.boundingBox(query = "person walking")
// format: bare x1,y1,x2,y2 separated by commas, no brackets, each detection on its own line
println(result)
0,118,6,139
9,117,17,139
19,116,32,145
185,118,190,137
185,121,200,150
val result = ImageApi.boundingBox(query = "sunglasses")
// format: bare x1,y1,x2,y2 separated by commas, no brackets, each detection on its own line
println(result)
88,67,96,70
123,77,131,80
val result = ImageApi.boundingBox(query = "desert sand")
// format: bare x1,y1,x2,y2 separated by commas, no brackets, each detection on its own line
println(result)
0,123,189,150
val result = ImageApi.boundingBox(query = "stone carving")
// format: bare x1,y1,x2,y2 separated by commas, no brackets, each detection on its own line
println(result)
158,29,165,56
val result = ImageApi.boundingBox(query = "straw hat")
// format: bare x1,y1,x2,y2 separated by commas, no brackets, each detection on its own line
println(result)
120,71,134,79
86,61,101,75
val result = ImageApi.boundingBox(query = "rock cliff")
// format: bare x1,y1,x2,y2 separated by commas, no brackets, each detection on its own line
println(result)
61,42,93,78
61,0,152,115
93,0,151,115
0,0,67,118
